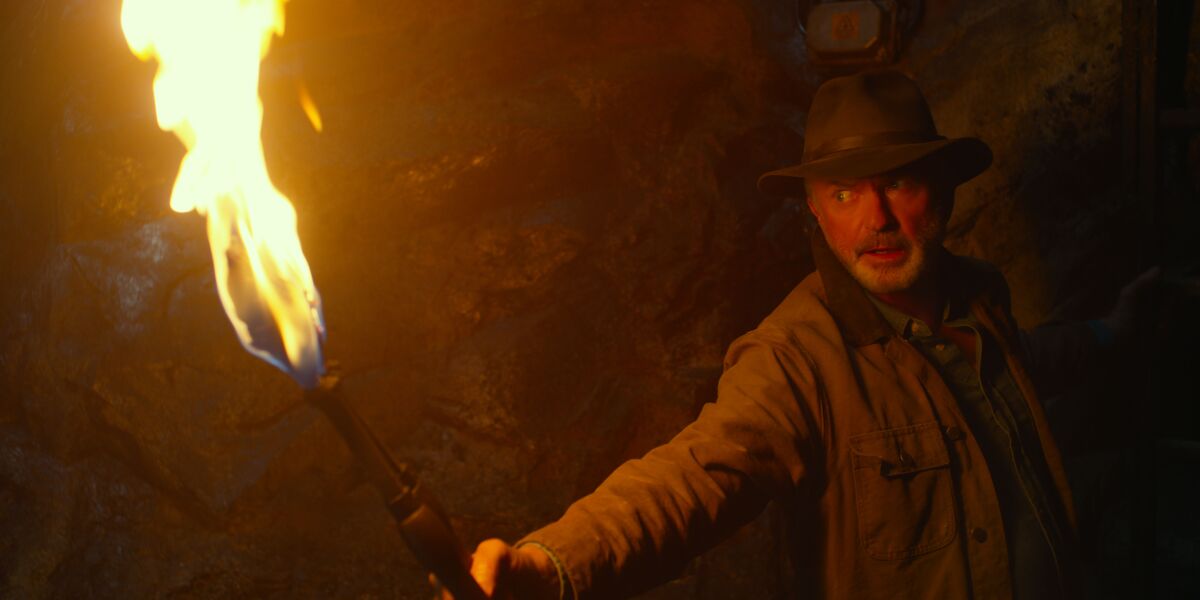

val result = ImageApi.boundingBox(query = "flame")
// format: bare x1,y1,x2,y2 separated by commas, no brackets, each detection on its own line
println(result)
122,0,325,388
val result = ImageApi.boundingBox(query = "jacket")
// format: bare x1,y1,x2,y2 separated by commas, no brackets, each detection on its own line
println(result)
523,233,1088,599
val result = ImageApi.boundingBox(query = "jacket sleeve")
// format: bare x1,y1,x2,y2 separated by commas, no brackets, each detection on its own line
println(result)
519,331,823,600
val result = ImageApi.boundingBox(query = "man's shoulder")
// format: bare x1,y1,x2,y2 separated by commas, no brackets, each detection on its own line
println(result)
764,271,830,322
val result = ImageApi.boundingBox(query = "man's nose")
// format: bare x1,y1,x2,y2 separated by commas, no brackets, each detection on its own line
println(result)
860,185,897,231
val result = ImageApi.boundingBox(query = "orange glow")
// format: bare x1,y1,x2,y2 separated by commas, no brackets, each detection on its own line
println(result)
297,81,323,132
122,0,325,388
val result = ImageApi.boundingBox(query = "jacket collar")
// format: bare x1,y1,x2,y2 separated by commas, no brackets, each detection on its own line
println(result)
810,231,895,347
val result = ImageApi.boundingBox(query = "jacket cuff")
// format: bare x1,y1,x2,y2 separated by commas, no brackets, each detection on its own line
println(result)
514,539,576,600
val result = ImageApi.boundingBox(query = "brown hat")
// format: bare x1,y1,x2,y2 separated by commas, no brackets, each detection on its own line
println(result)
757,70,992,196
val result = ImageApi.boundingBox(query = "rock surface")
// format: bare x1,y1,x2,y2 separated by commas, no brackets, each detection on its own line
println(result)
0,0,1175,598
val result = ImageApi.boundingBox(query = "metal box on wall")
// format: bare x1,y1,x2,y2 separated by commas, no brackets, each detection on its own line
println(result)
805,0,901,67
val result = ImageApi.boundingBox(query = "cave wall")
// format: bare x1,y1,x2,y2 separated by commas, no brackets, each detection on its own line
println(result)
0,0,1150,597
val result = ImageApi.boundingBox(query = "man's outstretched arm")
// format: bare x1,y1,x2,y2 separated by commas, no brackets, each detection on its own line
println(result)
456,331,823,599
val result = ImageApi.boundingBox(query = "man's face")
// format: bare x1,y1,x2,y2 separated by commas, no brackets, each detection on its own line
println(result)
806,169,949,295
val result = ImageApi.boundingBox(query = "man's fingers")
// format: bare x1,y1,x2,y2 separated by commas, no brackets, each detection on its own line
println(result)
446,538,560,600
470,538,513,597
469,554,496,596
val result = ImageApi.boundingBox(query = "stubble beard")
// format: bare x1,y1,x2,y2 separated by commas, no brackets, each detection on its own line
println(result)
826,218,946,295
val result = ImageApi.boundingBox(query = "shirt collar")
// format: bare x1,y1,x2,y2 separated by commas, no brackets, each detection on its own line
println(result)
868,295,926,339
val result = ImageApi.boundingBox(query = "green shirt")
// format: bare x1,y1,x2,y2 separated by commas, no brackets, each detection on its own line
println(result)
870,295,1066,600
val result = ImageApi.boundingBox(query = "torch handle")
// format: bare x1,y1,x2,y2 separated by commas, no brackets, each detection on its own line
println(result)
306,376,487,600
397,498,489,600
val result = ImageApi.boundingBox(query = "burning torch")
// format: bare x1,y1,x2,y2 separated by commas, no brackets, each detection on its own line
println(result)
120,1,485,597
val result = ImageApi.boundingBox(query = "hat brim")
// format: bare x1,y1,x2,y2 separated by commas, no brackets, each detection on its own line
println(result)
756,137,992,196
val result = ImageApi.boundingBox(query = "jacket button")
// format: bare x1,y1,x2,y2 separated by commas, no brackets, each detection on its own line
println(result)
971,527,988,543
945,425,965,441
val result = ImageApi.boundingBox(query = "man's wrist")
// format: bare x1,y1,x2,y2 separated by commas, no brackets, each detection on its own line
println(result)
513,540,573,600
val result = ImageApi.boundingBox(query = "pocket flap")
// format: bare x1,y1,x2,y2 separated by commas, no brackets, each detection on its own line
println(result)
850,422,951,477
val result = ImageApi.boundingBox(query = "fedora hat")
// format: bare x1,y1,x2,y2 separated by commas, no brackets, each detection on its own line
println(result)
757,70,992,196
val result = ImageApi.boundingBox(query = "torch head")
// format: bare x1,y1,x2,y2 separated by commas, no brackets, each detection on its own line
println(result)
121,0,327,389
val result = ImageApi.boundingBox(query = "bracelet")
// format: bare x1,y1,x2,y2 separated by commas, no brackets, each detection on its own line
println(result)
514,540,571,600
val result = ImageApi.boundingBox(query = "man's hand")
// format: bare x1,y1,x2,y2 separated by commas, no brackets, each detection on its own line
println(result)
437,539,562,600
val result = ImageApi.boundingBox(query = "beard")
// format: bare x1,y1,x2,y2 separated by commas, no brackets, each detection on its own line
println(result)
826,217,946,295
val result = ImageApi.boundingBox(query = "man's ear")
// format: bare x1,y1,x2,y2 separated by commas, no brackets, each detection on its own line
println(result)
806,196,819,222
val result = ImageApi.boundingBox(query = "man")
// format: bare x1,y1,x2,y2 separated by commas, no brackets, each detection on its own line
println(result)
453,70,1152,599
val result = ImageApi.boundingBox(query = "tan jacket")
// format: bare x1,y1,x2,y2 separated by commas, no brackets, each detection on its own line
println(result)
525,234,1084,600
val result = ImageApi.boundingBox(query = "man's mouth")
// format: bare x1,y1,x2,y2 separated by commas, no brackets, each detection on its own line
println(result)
858,246,908,263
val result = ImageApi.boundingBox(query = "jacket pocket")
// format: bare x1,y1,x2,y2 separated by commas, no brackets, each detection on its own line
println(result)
850,421,957,560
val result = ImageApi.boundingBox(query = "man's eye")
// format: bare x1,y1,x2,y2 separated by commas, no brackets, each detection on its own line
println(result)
884,180,909,197
835,190,851,202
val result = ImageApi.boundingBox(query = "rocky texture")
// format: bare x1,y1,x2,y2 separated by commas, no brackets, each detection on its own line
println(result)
0,0,1187,598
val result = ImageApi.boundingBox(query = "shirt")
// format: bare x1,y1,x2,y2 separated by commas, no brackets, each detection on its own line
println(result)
870,295,1066,599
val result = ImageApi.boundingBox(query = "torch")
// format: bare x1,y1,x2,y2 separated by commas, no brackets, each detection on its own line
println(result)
307,372,486,600
120,1,485,597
